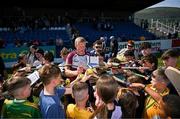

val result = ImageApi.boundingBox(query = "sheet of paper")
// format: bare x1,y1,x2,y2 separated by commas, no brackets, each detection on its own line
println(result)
88,56,99,68
27,71,40,86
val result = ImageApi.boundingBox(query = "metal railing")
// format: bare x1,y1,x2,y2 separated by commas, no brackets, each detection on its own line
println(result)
134,18,180,37
150,19,180,35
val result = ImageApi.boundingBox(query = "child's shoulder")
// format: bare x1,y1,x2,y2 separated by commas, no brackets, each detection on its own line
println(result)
67,104,76,111
23,101,39,109
66,104,76,118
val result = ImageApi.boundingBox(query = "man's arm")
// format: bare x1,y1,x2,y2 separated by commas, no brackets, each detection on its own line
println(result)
64,66,79,77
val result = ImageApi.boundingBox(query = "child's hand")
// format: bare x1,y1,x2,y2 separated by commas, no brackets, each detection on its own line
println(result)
87,107,94,113
77,66,84,74
81,68,99,82
129,83,145,90
81,74,92,82
123,70,132,76
25,66,31,72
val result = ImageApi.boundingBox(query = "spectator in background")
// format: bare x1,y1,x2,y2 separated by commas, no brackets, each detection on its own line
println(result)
59,47,70,66
140,36,145,41
31,39,40,46
43,51,54,65
14,38,22,47
90,40,104,57
100,37,106,52
90,39,107,66
140,19,144,28
33,48,45,68
58,47,70,79
55,39,64,58
12,53,28,74
168,33,172,39
27,45,38,66
144,19,149,30
140,42,153,57
110,36,118,58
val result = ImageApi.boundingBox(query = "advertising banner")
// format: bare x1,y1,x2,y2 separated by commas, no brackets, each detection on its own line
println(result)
0,46,55,68
118,39,172,53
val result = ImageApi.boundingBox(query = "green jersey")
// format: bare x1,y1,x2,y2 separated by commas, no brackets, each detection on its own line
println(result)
1,99,41,119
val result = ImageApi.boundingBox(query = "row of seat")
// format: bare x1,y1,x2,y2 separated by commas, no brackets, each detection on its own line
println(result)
0,29,70,43
74,22,156,44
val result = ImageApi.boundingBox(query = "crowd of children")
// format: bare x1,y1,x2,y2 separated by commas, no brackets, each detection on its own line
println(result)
0,36,180,119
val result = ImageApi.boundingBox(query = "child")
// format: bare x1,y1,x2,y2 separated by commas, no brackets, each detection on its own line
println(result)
139,42,158,70
127,75,145,118
1,77,41,118
93,74,122,119
58,47,70,79
66,82,93,119
138,55,158,84
160,94,180,118
130,67,170,119
161,48,179,68
117,88,138,118
161,49,179,95
12,53,28,74
39,64,71,118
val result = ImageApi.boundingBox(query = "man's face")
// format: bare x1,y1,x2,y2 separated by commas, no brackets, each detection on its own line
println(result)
94,44,103,53
75,42,86,55
127,44,134,50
